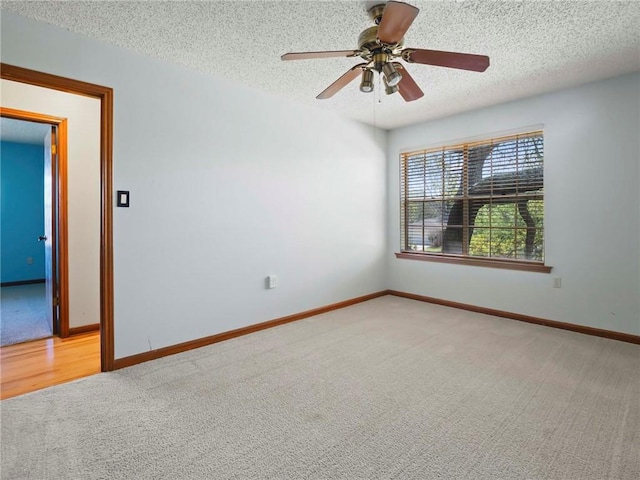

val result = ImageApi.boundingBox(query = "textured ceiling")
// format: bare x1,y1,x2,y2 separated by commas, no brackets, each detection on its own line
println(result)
0,117,49,145
2,1,639,130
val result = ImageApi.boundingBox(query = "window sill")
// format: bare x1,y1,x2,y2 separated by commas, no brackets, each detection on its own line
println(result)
395,252,552,273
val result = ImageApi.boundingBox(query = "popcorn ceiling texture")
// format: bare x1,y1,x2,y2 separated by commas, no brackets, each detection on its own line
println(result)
2,1,639,129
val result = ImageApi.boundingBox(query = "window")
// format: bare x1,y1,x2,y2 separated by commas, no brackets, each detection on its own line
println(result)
399,131,549,272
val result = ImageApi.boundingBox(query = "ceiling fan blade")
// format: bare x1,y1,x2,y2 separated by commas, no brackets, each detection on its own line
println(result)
393,63,424,102
281,50,359,61
377,1,420,45
404,49,490,72
316,64,367,99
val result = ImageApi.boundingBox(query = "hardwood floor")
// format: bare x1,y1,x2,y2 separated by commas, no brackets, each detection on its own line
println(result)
0,332,100,400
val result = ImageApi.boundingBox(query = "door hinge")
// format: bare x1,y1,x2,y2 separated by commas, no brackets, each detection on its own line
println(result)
53,296,60,306
51,144,57,155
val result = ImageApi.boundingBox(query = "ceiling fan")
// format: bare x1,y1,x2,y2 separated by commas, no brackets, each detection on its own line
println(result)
281,1,490,102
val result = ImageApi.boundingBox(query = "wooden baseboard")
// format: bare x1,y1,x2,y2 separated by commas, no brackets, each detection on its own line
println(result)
113,291,388,370
388,290,640,345
68,323,99,336
1,279,46,287
113,288,638,370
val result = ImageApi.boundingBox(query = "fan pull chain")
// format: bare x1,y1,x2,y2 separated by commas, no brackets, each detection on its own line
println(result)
372,75,377,130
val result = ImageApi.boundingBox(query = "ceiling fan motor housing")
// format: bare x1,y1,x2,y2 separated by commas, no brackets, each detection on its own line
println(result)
358,27,404,66
358,26,380,53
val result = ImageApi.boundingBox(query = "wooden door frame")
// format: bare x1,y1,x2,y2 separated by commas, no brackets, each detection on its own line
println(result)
0,108,69,337
1,63,115,371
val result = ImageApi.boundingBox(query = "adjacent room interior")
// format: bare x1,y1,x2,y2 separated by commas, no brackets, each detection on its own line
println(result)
0,1,638,479
0,119,52,346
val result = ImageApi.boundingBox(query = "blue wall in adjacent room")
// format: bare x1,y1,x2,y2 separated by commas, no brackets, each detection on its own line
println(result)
1,141,45,283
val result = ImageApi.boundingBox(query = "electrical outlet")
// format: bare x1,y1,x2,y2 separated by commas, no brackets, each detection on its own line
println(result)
553,277,562,288
26,257,33,265
267,275,278,289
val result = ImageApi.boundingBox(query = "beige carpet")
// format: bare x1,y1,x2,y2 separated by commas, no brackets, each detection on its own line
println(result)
1,296,638,479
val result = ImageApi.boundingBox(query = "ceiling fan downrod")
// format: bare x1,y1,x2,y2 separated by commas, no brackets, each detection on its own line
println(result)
368,4,386,25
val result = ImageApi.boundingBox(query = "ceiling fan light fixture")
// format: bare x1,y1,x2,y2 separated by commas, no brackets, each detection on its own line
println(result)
382,62,402,87
384,78,399,95
359,69,374,93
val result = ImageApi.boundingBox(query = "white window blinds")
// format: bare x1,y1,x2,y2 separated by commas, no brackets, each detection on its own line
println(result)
400,131,544,263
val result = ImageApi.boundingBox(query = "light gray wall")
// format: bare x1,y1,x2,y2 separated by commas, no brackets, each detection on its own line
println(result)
387,73,640,336
1,12,388,358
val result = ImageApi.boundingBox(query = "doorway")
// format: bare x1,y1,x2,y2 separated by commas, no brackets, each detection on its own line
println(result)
0,115,64,346
1,63,114,372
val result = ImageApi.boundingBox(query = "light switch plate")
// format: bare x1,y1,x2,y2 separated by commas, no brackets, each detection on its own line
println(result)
117,190,130,207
